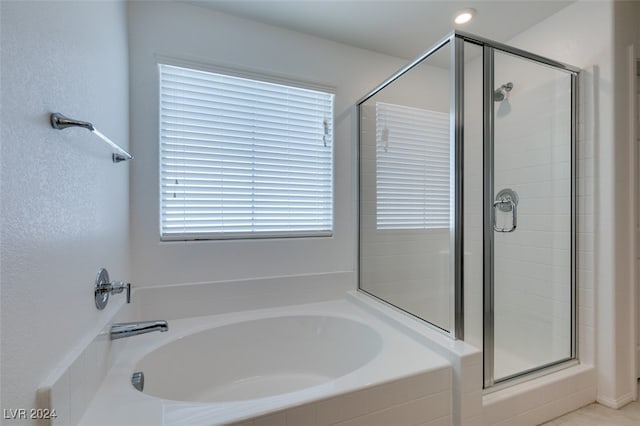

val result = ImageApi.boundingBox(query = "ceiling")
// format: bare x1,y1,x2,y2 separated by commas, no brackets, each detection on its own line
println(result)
185,0,575,59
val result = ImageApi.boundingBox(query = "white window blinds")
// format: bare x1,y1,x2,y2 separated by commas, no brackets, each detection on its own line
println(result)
159,64,334,240
375,102,450,230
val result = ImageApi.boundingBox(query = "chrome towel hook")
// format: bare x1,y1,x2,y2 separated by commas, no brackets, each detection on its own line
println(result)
50,112,133,163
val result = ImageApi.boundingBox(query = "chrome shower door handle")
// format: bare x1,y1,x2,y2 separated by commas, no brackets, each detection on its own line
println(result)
493,199,517,232
493,188,519,233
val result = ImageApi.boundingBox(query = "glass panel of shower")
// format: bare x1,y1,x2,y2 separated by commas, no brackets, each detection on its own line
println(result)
358,40,454,333
357,31,579,388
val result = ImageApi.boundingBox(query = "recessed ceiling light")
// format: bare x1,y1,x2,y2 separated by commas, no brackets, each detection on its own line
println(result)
454,8,476,25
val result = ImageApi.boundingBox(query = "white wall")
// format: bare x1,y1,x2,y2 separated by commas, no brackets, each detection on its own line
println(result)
0,0,130,421
611,0,640,399
127,1,408,288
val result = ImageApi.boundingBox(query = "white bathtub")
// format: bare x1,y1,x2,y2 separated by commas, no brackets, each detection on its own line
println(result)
80,298,453,426
138,316,383,403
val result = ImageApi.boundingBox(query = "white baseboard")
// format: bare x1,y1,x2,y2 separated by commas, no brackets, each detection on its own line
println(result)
597,391,635,409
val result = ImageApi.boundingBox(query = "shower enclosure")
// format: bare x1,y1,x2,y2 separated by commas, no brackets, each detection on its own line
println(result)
357,31,579,388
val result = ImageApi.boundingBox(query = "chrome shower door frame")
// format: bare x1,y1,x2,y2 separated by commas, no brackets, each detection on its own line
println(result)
458,31,580,388
356,32,579,388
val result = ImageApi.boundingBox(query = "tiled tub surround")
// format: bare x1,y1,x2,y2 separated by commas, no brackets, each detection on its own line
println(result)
77,298,453,425
36,296,134,426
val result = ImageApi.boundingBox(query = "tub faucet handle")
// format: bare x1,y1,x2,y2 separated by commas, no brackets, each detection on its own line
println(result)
109,281,131,303
94,268,132,310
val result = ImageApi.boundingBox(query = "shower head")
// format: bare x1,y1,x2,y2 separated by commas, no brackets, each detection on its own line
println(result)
494,82,513,102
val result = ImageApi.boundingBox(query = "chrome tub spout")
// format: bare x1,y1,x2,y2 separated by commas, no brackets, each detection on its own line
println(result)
110,320,168,340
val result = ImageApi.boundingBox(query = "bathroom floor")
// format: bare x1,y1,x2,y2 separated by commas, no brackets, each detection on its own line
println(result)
541,381,640,425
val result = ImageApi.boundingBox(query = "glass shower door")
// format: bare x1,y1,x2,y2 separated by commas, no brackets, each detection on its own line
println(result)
488,49,575,382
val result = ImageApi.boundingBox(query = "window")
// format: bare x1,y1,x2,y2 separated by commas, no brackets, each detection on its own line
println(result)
375,102,450,230
159,64,334,240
